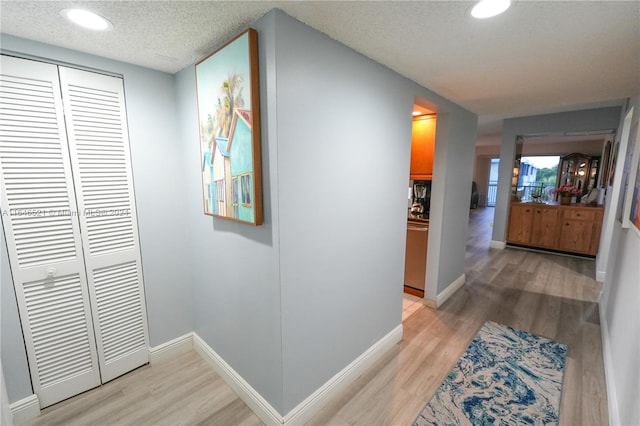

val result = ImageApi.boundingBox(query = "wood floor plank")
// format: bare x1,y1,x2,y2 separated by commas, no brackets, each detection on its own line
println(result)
22,208,608,426
24,351,263,426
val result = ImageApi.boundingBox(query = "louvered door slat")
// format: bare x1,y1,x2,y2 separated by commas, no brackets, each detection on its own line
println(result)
0,55,102,407
66,81,135,257
60,66,149,383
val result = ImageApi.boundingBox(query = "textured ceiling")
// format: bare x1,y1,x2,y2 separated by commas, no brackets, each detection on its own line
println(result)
1,1,639,140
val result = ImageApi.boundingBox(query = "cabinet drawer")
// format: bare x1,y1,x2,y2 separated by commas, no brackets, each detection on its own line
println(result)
563,209,596,221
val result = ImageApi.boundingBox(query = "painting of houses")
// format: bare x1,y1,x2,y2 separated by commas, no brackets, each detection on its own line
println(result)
195,29,262,225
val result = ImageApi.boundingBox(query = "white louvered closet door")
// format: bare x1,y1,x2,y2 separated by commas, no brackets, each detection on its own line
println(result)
0,56,101,407
59,66,150,383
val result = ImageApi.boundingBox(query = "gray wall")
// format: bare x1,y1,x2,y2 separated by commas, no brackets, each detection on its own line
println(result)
174,11,285,410
428,111,478,296
273,12,410,411
1,360,12,426
1,228,32,402
0,35,193,403
520,139,606,157
600,96,640,426
492,107,622,243
176,9,477,414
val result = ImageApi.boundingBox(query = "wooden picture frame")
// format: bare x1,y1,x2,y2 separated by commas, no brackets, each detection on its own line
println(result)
600,140,611,188
622,122,640,233
608,141,619,188
196,28,262,225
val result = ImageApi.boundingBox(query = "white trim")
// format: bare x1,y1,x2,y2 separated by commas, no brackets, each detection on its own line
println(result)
599,303,620,426
10,394,39,425
621,107,639,230
490,240,506,249
436,273,466,308
149,333,194,364
595,253,606,283
192,325,403,426
283,324,403,425
192,333,283,426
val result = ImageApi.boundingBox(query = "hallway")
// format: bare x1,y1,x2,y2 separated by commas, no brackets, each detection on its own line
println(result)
23,208,608,425
310,207,607,424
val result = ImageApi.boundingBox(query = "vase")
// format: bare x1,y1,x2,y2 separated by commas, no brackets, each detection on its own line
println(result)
560,195,572,206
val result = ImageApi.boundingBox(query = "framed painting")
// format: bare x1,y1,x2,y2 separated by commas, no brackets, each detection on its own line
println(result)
196,28,262,225
622,122,640,234
608,141,619,188
630,149,640,235
600,140,611,188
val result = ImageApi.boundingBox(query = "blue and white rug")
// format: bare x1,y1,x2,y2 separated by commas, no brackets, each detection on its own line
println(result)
413,321,567,426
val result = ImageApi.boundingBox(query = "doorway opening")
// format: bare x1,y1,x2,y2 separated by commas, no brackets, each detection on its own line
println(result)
403,98,437,321
487,158,500,207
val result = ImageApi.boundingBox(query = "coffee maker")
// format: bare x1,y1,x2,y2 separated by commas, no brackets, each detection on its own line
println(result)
410,180,431,217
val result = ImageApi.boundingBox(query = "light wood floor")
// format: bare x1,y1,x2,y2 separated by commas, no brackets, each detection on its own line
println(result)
24,207,608,425
309,207,607,425
24,350,263,426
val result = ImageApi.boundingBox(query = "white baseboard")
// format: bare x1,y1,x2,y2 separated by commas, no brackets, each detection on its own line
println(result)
423,298,437,309
9,327,403,425
490,240,506,249
595,254,606,282
10,394,39,425
599,303,620,426
284,324,403,425
149,333,194,364
436,273,466,308
192,334,283,426
193,325,403,426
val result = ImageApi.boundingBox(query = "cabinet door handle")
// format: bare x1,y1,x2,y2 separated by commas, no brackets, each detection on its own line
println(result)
576,213,581,217
525,209,530,213
536,210,541,213
565,223,570,226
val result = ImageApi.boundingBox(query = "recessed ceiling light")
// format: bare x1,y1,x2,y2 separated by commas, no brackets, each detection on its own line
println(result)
412,111,421,116
471,0,511,19
61,8,113,31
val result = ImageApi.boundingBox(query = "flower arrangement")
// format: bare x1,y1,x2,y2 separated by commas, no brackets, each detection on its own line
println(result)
552,184,581,197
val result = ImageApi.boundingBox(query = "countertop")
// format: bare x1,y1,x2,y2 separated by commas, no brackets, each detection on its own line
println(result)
512,201,603,208
408,214,429,225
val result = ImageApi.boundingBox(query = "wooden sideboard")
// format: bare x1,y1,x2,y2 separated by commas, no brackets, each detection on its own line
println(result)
507,202,604,256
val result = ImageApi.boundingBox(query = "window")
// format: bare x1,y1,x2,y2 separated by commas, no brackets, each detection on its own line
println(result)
517,156,560,202
240,173,252,207
232,176,239,218
216,180,225,212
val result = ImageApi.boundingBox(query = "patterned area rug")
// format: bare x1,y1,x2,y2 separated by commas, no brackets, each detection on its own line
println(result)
413,321,567,426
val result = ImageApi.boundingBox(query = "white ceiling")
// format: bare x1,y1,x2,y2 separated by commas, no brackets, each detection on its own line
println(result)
1,1,638,140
